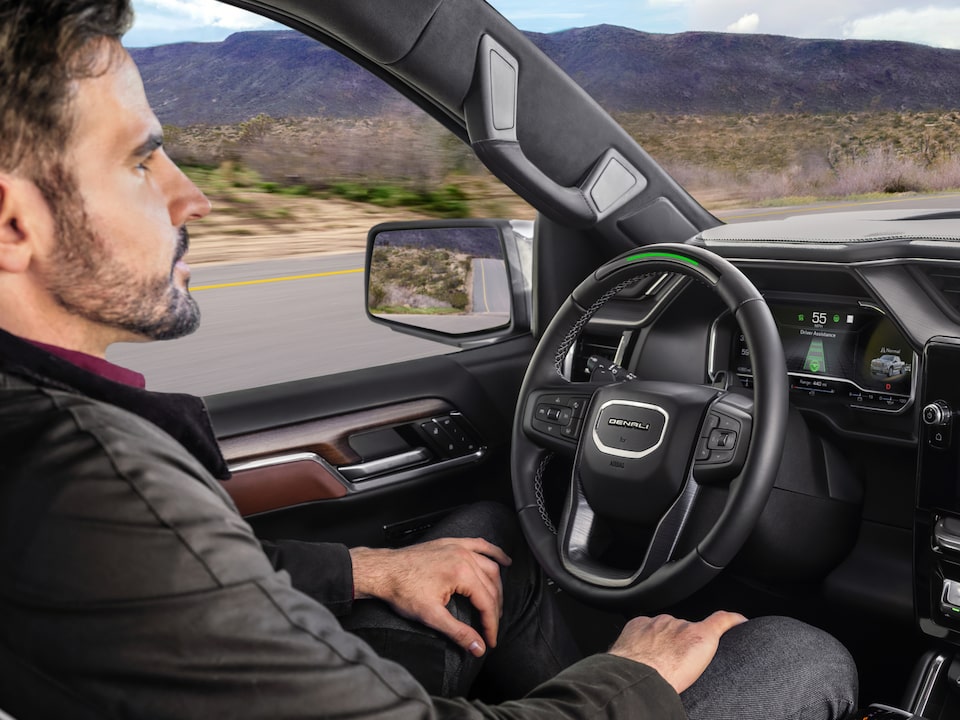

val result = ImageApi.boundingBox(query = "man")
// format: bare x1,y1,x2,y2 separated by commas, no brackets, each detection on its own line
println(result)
0,1,858,718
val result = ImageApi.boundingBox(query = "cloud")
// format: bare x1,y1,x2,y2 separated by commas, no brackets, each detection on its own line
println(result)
843,7,960,49
726,12,760,33
134,0,276,30
686,0,909,42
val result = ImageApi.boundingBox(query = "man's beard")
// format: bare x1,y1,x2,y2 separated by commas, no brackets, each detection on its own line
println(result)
35,165,201,342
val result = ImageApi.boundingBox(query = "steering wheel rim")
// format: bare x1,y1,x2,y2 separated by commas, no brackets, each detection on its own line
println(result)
511,242,788,611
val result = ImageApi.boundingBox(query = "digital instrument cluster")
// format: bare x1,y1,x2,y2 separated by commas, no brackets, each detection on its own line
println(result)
732,299,914,413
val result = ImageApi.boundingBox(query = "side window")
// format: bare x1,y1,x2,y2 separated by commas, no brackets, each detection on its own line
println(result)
108,7,533,396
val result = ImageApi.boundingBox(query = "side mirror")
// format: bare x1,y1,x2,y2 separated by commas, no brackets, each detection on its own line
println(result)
365,219,531,346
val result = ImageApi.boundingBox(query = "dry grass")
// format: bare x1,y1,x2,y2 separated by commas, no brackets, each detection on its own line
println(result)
169,111,960,264
617,110,960,203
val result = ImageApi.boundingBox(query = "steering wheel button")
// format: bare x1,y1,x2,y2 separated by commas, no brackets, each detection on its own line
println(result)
717,415,741,433
700,413,720,437
546,407,561,421
709,449,735,464
695,437,711,461
707,428,737,450
562,396,588,417
558,407,573,425
561,418,582,440
532,418,561,437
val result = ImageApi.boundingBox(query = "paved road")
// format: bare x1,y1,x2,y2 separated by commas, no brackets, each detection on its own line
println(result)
107,253,452,395
108,193,960,396
473,258,511,314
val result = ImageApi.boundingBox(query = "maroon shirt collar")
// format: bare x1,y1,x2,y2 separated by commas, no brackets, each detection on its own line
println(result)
26,339,146,389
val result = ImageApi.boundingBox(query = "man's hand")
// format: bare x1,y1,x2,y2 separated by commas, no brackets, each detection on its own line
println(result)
350,538,512,658
608,611,747,694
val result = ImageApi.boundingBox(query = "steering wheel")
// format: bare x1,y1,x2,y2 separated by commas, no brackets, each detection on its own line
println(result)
512,243,787,610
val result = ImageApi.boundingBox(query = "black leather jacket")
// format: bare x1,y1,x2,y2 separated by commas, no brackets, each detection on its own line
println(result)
0,330,681,719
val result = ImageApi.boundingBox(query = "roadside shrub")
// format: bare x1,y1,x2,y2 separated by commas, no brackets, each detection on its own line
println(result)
828,146,925,196
368,283,386,308
277,184,312,196
422,185,469,218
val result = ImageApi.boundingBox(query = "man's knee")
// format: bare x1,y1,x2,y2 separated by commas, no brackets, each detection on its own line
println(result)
682,616,858,720
740,616,857,689
424,501,519,552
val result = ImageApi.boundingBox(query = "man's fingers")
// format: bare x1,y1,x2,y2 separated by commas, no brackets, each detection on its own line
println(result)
701,610,748,636
458,568,502,648
472,554,504,608
351,536,513,657
458,537,512,567
420,603,488,657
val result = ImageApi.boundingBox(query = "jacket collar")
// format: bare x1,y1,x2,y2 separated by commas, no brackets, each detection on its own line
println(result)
0,329,230,480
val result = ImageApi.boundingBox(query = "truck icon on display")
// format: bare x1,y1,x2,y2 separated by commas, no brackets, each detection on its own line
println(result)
870,353,906,377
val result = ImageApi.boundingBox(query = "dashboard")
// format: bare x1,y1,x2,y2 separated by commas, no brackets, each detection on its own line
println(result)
575,207,960,646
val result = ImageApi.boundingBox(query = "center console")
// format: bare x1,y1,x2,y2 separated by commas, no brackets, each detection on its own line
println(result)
909,337,960,718
916,338,960,643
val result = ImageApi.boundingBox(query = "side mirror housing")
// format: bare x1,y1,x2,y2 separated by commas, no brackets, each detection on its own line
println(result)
365,219,531,346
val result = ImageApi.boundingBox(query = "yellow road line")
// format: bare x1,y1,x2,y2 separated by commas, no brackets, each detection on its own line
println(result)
192,267,363,292
721,192,960,221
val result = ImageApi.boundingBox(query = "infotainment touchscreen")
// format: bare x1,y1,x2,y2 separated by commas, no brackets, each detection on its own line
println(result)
733,300,913,411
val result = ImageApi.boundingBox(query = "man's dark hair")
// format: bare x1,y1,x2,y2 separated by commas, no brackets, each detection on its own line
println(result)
0,0,133,179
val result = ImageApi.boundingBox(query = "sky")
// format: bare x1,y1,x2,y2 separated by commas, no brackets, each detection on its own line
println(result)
125,1,960,50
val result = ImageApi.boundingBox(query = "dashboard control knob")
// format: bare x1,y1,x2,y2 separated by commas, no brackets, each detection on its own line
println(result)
923,401,952,426
935,517,960,554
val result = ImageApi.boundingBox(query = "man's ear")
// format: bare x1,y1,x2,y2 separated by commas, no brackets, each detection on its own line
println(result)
0,173,44,274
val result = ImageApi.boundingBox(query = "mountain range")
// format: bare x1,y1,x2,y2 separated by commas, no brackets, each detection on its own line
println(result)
129,25,960,125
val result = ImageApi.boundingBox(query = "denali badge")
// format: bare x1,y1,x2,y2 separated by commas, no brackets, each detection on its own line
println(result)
594,400,668,459
607,417,651,431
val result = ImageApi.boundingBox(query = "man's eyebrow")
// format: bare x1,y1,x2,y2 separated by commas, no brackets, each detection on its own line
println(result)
131,133,163,158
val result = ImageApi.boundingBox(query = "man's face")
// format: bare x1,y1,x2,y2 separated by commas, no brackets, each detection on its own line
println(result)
34,42,211,346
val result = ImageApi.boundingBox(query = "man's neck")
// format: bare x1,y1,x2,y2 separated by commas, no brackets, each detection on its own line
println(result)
25,338,146,388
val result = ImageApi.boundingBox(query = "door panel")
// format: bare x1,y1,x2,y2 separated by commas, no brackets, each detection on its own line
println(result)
207,335,536,547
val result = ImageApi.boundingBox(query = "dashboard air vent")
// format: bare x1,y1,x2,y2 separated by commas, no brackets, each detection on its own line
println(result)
914,265,960,324
571,334,622,381
565,271,686,380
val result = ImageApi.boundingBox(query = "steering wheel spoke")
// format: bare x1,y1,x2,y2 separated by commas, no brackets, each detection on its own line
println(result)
559,472,701,588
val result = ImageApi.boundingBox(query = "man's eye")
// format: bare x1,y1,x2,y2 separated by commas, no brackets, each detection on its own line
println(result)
137,153,155,172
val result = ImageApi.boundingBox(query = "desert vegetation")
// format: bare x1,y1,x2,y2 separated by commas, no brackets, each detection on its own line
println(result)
168,110,960,213
166,110,960,263
617,110,960,206
368,245,472,314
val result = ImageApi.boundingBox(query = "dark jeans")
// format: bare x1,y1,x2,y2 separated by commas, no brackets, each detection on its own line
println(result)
340,502,859,719
338,501,581,700
681,615,858,720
